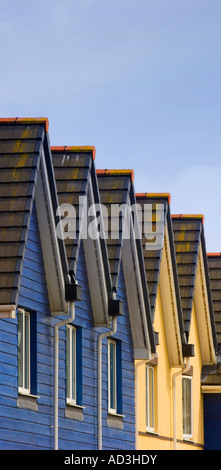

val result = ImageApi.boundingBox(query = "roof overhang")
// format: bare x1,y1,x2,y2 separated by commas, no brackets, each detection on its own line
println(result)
122,214,153,360
96,170,156,358
35,147,67,315
51,147,112,327
82,173,110,327
194,242,217,365
159,223,184,367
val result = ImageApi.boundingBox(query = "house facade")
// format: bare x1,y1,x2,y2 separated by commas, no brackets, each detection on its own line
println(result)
203,253,221,450
0,117,221,451
135,199,218,450
0,119,154,450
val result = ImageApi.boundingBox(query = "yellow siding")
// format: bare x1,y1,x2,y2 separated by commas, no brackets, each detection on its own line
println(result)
137,291,204,450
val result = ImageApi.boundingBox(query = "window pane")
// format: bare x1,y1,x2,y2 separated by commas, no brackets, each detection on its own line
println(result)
18,311,30,392
66,326,76,403
66,328,70,399
71,328,76,402
146,366,154,430
109,341,116,411
18,312,23,388
149,368,154,429
24,313,30,390
182,378,192,436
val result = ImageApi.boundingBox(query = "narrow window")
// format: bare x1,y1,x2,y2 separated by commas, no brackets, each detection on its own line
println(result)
66,325,77,405
108,340,117,413
182,376,192,438
146,365,155,431
18,310,30,394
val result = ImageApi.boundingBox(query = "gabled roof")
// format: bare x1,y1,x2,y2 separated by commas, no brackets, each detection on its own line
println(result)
97,170,156,359
51,146,96,277
96,169,134,292
51,147,114,327
171,215,204,339
201,255,221,386
0,118,69,317
207,253,221,349
135,194,191,366
172,214,218,364
135,193,170,319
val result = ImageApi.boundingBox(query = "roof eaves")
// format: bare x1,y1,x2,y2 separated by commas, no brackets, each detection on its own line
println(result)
166,206,187,347
97,170,156,355
131,197,156,354
43,140,70,282
201,229,219,354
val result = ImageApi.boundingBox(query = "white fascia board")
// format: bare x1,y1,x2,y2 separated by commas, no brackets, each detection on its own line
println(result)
194,243,216,365
134,348,152,360
35,149,67,316
82,175,109,327
0,305,16,319
159,224,183,367
122,214,152,360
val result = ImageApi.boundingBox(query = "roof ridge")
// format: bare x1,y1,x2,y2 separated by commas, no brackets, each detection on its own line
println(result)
51,146,96,160
0,117,49,133
96,169,134,183
136,192,171,204
207,252,221,257
172,214,204,224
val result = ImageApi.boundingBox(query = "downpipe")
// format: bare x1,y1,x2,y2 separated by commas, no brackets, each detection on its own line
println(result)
135,360,149,449
54,301,75,450
97,316,117,450
172,357,190,450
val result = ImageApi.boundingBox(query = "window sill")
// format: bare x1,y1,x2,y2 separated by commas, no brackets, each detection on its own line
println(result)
65,403,84,421
145,428,158,435
107,412,124,430
183,435,193,442
18,389,39,398
17,392,38,411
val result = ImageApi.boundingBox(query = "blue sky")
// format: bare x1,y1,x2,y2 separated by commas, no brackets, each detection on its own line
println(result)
1,0,221,251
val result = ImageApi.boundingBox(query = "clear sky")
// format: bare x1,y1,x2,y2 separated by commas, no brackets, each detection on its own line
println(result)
1,0,221,251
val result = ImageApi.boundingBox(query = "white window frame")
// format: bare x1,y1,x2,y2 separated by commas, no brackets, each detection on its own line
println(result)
146,365,155,432
18,309,31,395
182,375,193,440
66,325,77,405
108,339,117,414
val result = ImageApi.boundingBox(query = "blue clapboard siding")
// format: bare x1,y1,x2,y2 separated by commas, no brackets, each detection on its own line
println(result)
57,246,136,450
0,203,136,450
204,394,221,450
103,264,135,450
0,203,54,450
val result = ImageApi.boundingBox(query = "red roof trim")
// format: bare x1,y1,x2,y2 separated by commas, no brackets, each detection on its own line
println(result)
171,214,204,224
0,117,49,133
207,252,221,257
51,145,96,160
136,192,171,204
96,169,134,183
